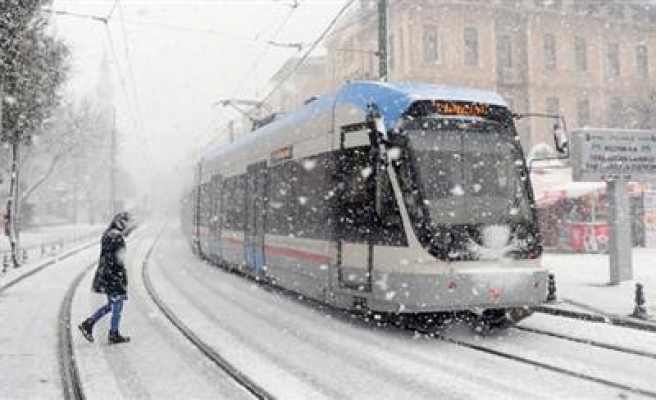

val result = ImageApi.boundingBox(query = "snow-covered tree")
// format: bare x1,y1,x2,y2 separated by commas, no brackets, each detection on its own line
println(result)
1,0,69,267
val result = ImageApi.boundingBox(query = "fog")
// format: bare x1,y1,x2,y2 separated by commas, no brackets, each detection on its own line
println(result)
50,0,346,215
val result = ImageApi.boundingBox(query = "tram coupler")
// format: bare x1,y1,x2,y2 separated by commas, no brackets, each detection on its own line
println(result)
631,283,650,320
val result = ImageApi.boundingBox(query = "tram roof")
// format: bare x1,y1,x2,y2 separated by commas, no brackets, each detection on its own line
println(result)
202,81,508,162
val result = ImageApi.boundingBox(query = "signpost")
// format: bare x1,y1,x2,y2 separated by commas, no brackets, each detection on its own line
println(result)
643,190,656,247
571,128,656,284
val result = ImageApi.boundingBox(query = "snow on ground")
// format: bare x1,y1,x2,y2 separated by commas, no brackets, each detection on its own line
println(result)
2,221,656,399
0,224,103,252
128,225,643,399
544,248,656,318
72,225,252,400
0,244,100,399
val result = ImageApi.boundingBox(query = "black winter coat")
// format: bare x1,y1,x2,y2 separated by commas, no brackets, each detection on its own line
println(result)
91,224,127,296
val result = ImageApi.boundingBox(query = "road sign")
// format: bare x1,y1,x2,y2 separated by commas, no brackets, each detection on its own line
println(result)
571,128,656,182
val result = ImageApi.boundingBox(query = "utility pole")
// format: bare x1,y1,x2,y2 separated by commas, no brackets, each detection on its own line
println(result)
110,107,116,217
377,0,388,81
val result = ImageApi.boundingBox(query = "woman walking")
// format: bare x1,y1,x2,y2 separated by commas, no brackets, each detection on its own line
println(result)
78,212,131,344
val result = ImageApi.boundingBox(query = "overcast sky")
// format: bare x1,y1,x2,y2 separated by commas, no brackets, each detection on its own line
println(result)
49,0,349,211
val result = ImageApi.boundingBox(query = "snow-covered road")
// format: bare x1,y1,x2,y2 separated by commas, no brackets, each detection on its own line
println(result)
3,222,656,399
136,224,655,399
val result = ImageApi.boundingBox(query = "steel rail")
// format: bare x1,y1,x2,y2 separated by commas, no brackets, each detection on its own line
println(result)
535,305,656,333
412,326,656,398
58,261,96,400
514,325,656,360
141,229,276,400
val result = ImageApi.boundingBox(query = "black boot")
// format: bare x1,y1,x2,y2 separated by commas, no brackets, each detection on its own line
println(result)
78,319,95,343
108,330,131,344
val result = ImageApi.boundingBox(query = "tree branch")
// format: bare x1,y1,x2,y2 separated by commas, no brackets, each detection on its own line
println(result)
19,146,74,205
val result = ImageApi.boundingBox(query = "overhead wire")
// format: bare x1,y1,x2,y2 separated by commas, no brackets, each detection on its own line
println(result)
228,1,302,100
115,0,157,170
259,0,356,106
118,18,259,43
194,1,304,148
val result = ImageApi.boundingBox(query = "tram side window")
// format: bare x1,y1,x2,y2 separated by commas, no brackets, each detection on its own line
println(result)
211,175,223,227
233,176,245,231
267,161,296,236
222,178,234,230
295,154,337,239
337,147,405,245
223,176,244,231
199,183,211,226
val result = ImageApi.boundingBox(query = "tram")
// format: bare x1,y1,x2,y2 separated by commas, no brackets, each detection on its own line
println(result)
182,81,548,326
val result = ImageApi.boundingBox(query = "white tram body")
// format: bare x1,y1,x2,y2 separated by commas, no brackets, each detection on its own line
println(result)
185,81,547,320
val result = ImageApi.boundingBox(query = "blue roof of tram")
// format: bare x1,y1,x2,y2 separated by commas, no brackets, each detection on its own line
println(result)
336,81,508,127
202,81,508,162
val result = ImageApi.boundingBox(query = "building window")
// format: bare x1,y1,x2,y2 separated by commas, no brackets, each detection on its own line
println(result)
543,33,557,70
497,34,513,69
637,45,648,79
609,97,624,127
463,27,479,66
423,25,438,63
546,96,560,116
606,42,620,78
574,36,587,72
577,99,590,127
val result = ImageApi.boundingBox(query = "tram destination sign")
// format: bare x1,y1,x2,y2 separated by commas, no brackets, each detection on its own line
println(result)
571,129,656,182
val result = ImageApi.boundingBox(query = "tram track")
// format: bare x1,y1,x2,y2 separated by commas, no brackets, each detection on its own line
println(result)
57,226,150,400
58,261,96,400
534,305,656,333
513,325,656,360
141,228,276,400
412,325,656,398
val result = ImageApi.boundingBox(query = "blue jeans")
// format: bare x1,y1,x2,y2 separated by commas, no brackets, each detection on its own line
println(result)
89,295,126,332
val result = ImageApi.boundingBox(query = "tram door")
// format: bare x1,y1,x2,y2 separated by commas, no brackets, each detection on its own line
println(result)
244,161,268,273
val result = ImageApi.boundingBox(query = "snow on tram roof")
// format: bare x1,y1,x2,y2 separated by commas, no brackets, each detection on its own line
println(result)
202,81,508,162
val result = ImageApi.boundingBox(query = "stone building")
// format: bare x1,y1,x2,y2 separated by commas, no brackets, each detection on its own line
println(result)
317,0,656,153
267,56,329,115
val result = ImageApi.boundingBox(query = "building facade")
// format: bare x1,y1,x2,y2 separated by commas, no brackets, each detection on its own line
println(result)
319,0,656,153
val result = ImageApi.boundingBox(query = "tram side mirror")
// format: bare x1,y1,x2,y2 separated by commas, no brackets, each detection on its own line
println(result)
553,119,568,155
373,113,386,137
513,112,569,157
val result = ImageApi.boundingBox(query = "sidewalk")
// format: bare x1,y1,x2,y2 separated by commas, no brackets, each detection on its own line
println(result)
0,224,103,284
0,223,103,251
542,248,656,326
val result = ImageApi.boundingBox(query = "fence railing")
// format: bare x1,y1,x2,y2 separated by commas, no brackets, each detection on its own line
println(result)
0,230,102,272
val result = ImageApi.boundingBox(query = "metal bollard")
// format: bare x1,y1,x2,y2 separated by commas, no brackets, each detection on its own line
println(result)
2,254,7,273
631,283,649,320
546,273,557,303
22,248,27,262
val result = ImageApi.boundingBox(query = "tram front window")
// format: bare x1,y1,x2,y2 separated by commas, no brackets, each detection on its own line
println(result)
397,117,539,260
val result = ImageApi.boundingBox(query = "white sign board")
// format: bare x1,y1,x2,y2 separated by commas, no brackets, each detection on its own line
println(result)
571,129,656,182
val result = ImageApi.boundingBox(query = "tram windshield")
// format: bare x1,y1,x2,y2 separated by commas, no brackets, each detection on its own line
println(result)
395,117,540,260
